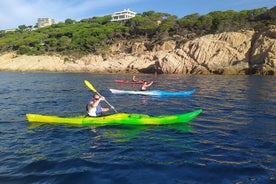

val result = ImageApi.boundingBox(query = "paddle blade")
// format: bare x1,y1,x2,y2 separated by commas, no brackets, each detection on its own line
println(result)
84,80,97,93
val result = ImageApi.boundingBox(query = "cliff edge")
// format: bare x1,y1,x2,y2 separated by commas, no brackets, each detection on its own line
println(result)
0,26,275,75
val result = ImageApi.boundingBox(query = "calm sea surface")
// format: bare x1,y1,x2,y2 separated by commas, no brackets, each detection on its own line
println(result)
0,72,275,184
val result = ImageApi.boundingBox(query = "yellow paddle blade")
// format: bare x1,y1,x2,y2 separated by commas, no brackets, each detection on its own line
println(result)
84,80,97,93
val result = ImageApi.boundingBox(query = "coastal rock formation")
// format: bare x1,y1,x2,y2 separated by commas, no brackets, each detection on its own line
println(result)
0,26,275,75
177,30,254,74
249,26,276,75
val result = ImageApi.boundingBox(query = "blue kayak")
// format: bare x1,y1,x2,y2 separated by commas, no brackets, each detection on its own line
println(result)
110,89,195,96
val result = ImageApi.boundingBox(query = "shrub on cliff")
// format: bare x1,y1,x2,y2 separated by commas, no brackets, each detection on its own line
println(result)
0,6,275,57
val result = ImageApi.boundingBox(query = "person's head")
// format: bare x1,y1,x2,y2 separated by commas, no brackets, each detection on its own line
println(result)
93,94,100,100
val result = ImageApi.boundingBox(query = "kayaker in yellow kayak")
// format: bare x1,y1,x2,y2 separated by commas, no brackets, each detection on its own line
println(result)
86,93,113,116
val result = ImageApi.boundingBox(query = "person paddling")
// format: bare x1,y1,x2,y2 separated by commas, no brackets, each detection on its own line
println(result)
141,81,154,91
86,93,113,116
132,75,144,83
132,75,137,82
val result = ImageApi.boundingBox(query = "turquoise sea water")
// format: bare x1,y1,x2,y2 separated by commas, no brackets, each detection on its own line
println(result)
0,72,275,184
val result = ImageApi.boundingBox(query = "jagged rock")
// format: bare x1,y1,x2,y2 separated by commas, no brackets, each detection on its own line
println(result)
151,41,175,52
249,26,276,75
177,30,254,74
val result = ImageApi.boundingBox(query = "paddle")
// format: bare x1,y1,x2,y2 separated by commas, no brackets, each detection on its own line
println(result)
84,80,118,113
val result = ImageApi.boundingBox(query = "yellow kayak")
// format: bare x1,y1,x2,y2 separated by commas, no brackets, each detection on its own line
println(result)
26,109,202,126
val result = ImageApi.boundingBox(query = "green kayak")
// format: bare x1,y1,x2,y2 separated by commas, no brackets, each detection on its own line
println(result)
26,109,202,126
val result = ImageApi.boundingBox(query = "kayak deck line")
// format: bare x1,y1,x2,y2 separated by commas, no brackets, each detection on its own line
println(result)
26,109,202,126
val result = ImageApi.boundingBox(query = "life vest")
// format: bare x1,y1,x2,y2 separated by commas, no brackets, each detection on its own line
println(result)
95,104,102,116
86,103,102,116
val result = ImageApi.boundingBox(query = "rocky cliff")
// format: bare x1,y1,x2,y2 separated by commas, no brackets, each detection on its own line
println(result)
0,26,275,75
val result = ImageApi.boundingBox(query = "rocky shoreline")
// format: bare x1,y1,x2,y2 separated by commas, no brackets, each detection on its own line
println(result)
0,26,275,75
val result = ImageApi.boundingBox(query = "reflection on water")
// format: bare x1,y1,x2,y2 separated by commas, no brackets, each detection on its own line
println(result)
141,95,148,104
98,124,192,143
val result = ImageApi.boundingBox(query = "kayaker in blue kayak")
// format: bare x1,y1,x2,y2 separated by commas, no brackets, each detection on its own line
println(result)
141,81,154,91
86,93,112,116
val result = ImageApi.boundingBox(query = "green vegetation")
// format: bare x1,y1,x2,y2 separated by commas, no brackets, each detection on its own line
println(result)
0,6,275,57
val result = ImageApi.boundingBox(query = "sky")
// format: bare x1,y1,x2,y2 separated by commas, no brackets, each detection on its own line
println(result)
0,0,275,30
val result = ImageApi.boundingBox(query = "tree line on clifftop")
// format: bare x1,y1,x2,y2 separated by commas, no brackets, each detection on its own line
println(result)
0,6,275,58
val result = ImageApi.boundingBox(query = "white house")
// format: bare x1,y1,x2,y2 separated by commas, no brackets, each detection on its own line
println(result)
36,18,55,28
111,9,136,21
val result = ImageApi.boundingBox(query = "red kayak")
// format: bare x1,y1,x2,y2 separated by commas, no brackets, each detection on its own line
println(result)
114,80,156,84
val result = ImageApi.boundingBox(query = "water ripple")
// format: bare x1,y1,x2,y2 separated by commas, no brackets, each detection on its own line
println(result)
0,73,275,183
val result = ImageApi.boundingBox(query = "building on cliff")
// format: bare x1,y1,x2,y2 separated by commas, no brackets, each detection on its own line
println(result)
111,8,136,22
36,18,55,28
